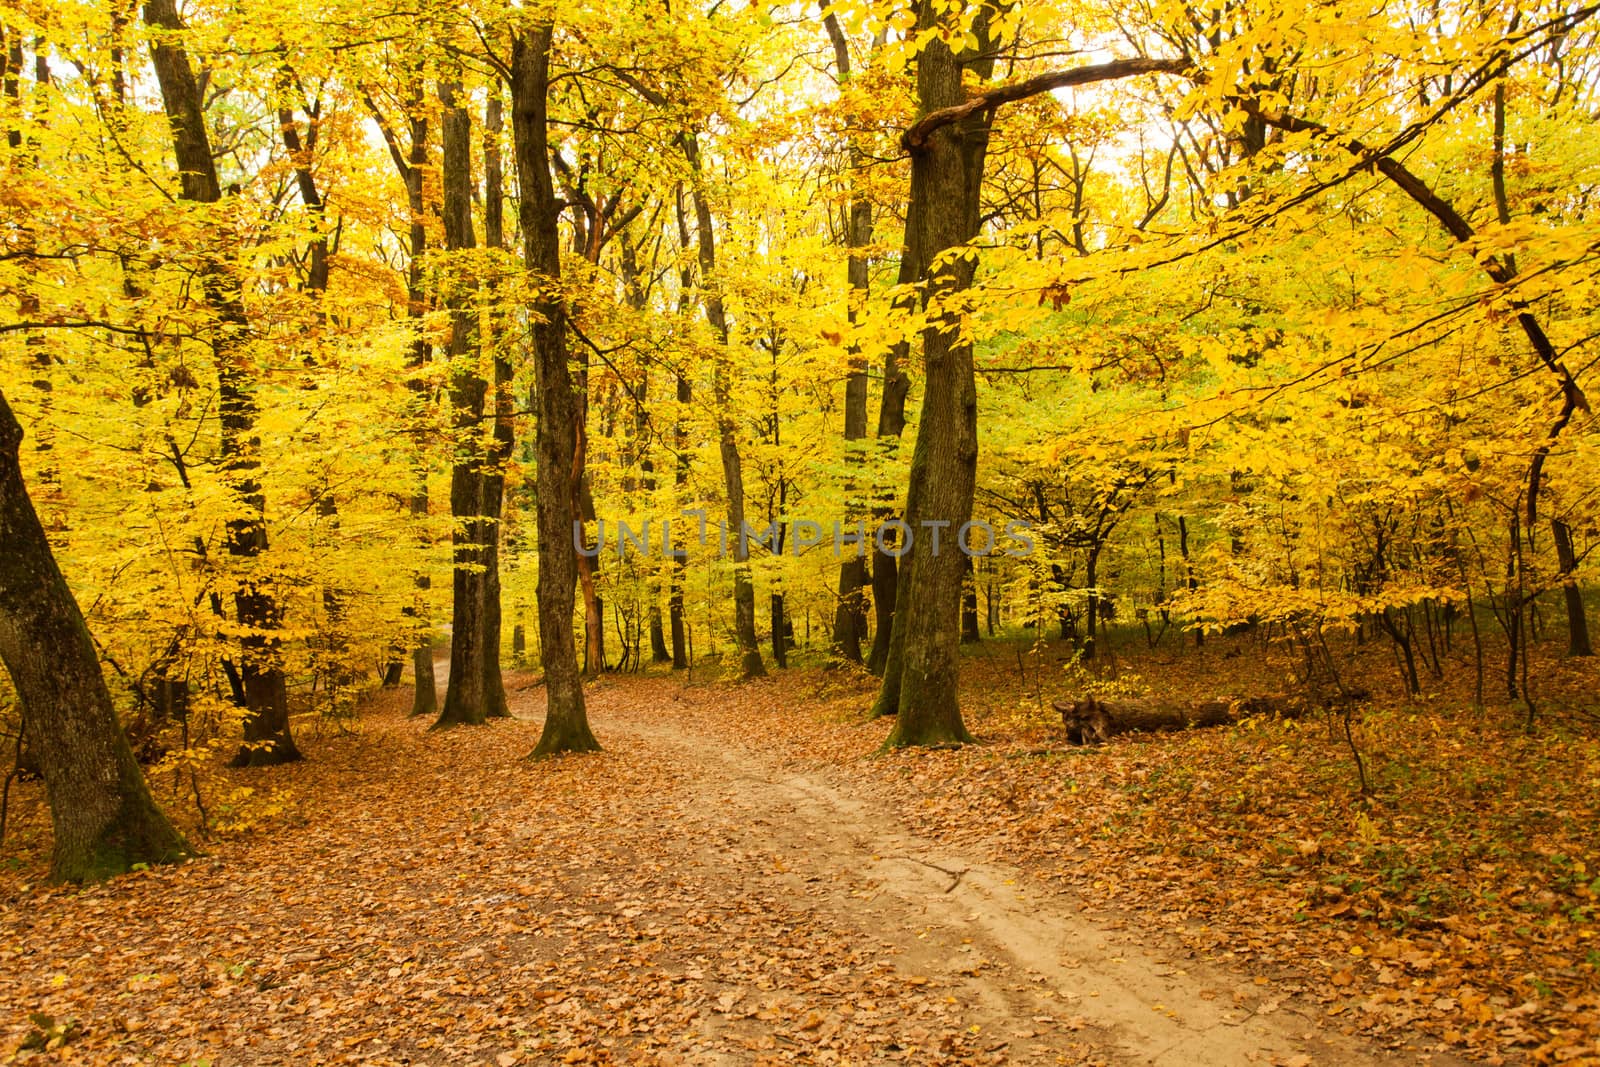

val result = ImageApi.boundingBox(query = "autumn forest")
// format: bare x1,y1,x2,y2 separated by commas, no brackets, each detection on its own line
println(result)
1,0,1598,1061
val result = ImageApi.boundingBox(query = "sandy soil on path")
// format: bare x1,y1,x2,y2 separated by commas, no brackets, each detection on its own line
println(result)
578,679,1471,1067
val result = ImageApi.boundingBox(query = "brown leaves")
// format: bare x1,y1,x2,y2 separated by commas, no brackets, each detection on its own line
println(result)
3,645,1595,1064
0,684,1015,1064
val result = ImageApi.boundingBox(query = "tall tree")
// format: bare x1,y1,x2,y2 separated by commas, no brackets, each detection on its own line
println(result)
478,86,517,709
824,9,874,665
434,76,511,726
870,4,997,741
365,70,441,715
510,21,600,754
143,0,300,766
0,389,192,883
873,19,1186,741
683,134,767,680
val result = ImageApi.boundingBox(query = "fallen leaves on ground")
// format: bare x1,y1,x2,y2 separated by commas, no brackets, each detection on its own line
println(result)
0,683,1063,1065
677,634,1599,1066
1,631,1596,1065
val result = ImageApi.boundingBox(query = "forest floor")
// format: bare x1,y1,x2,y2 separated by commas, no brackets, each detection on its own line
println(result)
0,630,1596,1065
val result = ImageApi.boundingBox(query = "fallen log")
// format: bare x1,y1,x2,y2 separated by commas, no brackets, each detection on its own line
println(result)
1053,693,1323,744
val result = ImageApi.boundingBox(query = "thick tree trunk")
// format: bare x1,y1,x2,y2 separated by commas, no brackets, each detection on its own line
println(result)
143,0,298,766
434,77,506,728
877,8,994,747
770,591,790,669
865,540,899,676
410,640,436,716
511,26,599,755
0,390,192,882
834,556,868,664
649,605,670,663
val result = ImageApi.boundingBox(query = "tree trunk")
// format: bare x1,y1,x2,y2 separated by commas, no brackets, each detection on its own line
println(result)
400,76,439,718
577,482,607,673
864,261,915,677
1177,511,1202,647
834,555,868,664
1553,518,1593,656
410,640,437,717
478,88,513,719
770,591,789,669
961,555,980,644
0,389,192,882
669,550,689,669
1055,693,1316,744
645,605,667,663
434,77,506,728
877,7,995,747
684,134,765,679
143,0,299,766
985,571,997,635
826,11,872,665
511,26,599,755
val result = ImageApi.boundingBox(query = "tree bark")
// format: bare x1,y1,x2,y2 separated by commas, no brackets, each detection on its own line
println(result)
402,79,439,717
1553,518,1593,656
433,77,507,727
872,40,1188,741
826,11,872,665
874,4,995,745
0,389,192,882
576,483,607,674
1054,693,1316,744
961,555,980,644
511,26,600,755
863,148,921,678
143,0,299,766
864,240,915,677
478,88,513,718
683,134,766,679
366,72,439,716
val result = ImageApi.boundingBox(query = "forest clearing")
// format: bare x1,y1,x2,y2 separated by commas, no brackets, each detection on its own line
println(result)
3,0,1600,1061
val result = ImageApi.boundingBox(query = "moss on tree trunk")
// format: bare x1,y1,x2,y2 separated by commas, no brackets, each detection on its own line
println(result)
0,389,193,883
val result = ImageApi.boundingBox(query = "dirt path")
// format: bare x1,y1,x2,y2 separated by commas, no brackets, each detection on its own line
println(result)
549,682,1464,1067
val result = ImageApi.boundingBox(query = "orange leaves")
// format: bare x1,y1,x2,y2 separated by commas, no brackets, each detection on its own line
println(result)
5,643,1599,1063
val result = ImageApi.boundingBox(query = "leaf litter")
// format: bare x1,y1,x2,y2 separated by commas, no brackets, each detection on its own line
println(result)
0,636,1591,1065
